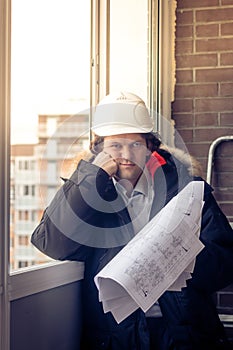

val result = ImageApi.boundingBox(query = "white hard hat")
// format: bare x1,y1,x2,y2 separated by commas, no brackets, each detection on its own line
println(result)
91,91,154,136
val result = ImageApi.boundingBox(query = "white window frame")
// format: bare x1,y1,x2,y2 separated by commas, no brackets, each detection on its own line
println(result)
0,1,176,348
158,0,177,147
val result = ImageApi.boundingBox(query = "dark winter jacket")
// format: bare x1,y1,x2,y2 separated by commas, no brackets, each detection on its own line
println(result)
31,148,233,350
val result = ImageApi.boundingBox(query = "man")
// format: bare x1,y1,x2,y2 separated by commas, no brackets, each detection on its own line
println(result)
31,92,233,349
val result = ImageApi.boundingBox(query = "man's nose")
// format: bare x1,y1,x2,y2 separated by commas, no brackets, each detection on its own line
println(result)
119,145,132,160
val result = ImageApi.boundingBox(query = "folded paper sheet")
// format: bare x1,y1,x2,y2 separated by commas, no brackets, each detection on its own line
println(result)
94,181,205,323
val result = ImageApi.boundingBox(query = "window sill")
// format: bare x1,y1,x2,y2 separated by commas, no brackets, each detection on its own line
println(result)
9,260,84,301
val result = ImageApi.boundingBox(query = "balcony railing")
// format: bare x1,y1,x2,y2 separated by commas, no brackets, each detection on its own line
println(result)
34,143,85,160
14,221,38,234
14,245,37,260
14,197,39,209
38,122,89,138
13,171,39,183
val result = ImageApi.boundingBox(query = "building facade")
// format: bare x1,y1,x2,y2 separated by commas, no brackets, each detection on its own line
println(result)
10,113,89,270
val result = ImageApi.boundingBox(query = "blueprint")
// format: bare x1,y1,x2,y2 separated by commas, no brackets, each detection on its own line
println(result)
94,181,205,323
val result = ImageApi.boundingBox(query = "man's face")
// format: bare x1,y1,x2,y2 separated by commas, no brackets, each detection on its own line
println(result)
103,133,150,186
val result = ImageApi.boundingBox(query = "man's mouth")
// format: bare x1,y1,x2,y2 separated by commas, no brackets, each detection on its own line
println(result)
119,162,135,166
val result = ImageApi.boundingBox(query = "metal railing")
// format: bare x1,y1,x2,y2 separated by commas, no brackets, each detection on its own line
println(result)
207,136,233,341
206,135,233,185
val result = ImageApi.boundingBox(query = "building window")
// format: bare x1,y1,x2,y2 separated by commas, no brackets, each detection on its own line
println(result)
18,210,29,221
23,185,29,196
19,160,28,170
18,261,29,269
18,235,29,246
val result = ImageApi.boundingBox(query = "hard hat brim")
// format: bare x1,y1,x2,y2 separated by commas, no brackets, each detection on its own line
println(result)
91,123,153,136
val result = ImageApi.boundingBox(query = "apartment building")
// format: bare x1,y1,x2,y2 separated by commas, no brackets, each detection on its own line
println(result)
10,113,89,270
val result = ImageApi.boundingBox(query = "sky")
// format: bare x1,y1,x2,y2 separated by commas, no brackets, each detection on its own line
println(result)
11,0,148,144
11,0,90,144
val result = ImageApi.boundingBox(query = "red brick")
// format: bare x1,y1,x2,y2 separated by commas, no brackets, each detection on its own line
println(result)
211,176,230,190
176,10,193,25
176,54,217,68
195,113,218,127
176,84,218,98
221,22,233,36
172,114,194,128
220,53,233,65
196,68,233,82
220,113,233,125
215,140,233,156
176,25,193,38
174,2,233,230
222,0,233,5
175,69,193,83
214,189,233,203
214,197,233,213
215,158,233,172
175,129,194,144
196,38,233,52
184,142,211,157
196,8,233,23
172,98,194,113
177,0,219,8
196,24,219,38
220,83,233,97
176,40,193,54
194,128,233,142
218,202,233,217
174,132,194,151
212,172,233,187
196,98,233,112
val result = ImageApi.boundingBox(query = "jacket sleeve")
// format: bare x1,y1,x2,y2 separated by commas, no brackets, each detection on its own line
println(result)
188,181,233,293
31,160,119,261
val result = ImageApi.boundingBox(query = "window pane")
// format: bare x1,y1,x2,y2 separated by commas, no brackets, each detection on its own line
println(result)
10,0,91,270
109,0,149,104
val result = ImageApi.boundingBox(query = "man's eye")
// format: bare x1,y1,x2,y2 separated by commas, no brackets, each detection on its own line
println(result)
132,142,143,148
110,143,121,149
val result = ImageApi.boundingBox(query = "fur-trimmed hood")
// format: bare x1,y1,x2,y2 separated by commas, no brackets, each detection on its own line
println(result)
160,145,203,178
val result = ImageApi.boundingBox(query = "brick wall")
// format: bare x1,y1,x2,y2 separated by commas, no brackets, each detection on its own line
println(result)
172,0,233,325
173,0,233,221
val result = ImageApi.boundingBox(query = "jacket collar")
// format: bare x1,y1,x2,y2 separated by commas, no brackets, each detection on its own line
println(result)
146,151,167,177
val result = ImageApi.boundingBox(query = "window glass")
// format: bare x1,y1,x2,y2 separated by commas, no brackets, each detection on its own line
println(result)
109,0,149,104
10,0,156,271
10,0,91,270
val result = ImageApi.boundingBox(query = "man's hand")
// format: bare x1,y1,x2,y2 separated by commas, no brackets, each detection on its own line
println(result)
92,152,118,177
